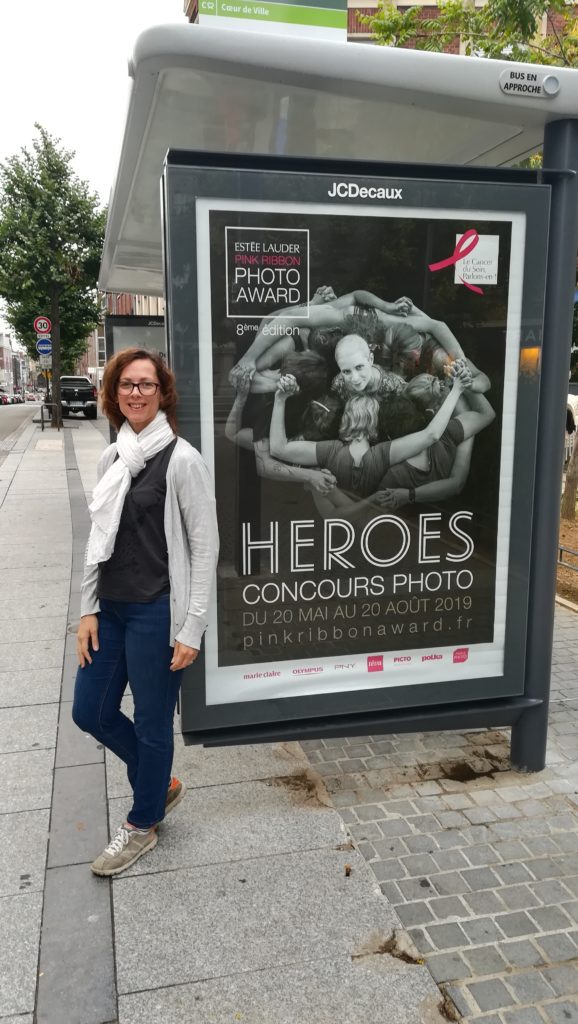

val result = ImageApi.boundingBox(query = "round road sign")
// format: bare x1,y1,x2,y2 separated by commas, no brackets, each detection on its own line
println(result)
36,339,52,356
34,316,52,334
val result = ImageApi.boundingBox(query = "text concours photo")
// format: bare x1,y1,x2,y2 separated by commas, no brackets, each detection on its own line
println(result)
195,196,525,706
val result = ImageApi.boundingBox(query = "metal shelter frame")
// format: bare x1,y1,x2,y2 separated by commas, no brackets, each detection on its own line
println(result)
99,25,578,769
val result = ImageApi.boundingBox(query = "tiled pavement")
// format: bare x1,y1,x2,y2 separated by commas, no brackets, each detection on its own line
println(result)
0,419,447,1024
2,413,578,1023
300,610,578,1023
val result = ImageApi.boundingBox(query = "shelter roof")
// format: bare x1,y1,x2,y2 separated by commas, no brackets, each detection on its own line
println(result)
100,23,578,293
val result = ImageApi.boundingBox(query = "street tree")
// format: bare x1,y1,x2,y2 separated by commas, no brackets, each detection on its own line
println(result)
0,125,106,426
361,0,578,67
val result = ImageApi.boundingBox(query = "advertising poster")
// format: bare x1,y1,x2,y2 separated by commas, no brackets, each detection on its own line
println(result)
194,192,528,709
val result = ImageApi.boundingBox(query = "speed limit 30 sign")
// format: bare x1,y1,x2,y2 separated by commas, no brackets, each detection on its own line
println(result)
33,316,52,334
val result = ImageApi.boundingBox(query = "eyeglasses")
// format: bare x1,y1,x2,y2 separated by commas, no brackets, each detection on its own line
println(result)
118,380,160,396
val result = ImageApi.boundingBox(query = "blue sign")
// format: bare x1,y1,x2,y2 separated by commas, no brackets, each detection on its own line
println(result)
36,339,52,355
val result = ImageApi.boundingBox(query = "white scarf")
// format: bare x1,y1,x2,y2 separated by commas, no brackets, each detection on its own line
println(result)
86,410,175,566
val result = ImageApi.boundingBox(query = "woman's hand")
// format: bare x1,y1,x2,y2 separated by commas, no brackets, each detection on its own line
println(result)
77,614,99,668
170,642,199,672
385,296,413,317
307,468,337,493
229,360,256,389
277,373,300,396
311,285,337,305
375,488,410,510
234,366,254,396
449,360,472,392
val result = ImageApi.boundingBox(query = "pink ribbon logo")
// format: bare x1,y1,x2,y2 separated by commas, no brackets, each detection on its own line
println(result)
428,229,484,295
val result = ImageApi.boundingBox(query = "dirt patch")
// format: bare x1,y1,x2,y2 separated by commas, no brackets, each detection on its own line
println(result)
442,761,492,783
441,744,510,783
438,989,462,1022
276,741,308,763
352,929,423,965
557,519,578,605
267,769,332,808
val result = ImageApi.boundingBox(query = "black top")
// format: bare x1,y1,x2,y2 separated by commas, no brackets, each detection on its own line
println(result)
97,438,178,603
380,420,465,490
316,438,393,497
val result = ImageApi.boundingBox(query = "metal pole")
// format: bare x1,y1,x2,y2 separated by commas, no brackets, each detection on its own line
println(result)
511,119,578,771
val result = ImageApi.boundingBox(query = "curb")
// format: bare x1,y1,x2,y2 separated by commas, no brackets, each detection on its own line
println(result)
555,594,578,614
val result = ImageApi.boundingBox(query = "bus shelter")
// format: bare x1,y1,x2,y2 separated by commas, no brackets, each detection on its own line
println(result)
99,24,578,770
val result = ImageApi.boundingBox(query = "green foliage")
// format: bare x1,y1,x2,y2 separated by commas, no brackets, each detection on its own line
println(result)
0,126,106,370
5,293,100,374
360,0,578,67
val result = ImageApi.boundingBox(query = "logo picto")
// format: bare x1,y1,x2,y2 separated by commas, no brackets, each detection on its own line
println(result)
453,648,469,664
367,655,384,673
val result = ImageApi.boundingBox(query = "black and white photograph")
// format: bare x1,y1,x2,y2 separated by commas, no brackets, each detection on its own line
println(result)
191,194,526,705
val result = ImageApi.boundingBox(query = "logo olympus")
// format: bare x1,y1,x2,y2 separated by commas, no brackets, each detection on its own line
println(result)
327,182,403,200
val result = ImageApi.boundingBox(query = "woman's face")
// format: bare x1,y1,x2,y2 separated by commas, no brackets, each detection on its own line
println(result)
117,358,162,433
338,344,374,393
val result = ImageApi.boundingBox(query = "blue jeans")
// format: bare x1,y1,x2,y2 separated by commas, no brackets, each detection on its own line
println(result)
72,595,183,830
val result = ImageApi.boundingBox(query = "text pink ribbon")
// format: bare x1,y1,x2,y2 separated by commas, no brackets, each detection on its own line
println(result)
428,229,484,295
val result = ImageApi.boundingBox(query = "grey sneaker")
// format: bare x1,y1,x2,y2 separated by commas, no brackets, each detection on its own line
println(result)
165,776,185,816
91,825,157,876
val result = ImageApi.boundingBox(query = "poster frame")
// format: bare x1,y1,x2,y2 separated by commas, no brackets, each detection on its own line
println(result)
161,150,552,746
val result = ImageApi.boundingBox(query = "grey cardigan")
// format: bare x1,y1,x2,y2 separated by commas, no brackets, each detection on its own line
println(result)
80,437,219,649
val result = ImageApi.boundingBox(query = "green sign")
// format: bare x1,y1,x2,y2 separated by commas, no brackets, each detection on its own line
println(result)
199,0,347,36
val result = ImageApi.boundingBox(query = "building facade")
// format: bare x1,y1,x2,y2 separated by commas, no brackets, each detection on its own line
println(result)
0,332,31,395
347,1,570,46
183,0,572,48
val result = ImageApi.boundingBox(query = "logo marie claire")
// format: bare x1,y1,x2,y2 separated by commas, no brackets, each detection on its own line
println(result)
328,182,403,201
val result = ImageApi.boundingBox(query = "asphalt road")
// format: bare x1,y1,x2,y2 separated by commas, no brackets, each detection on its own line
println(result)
0,403,36,443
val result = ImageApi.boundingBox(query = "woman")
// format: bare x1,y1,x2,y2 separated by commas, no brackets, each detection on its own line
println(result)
229,287,414,386
312,379,494,519
330,334,406,402
270,362,471,499
72,348,219,877
228,288,474,390
376,388,495,510
225,351,337,493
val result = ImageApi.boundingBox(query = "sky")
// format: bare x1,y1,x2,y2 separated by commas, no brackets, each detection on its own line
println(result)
0,0,186,205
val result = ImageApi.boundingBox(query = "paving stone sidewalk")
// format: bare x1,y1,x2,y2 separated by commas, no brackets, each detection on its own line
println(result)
2,415,578,1023
73,420,578,1023
0,418,448,1024
300,618,578,1023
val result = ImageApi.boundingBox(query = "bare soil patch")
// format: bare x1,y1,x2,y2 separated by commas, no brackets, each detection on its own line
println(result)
557,518,578,605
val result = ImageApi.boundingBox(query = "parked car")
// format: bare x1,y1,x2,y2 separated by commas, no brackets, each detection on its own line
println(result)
567,393,578,433
565,393,578,463
0,392,9,406
59,375,98,419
